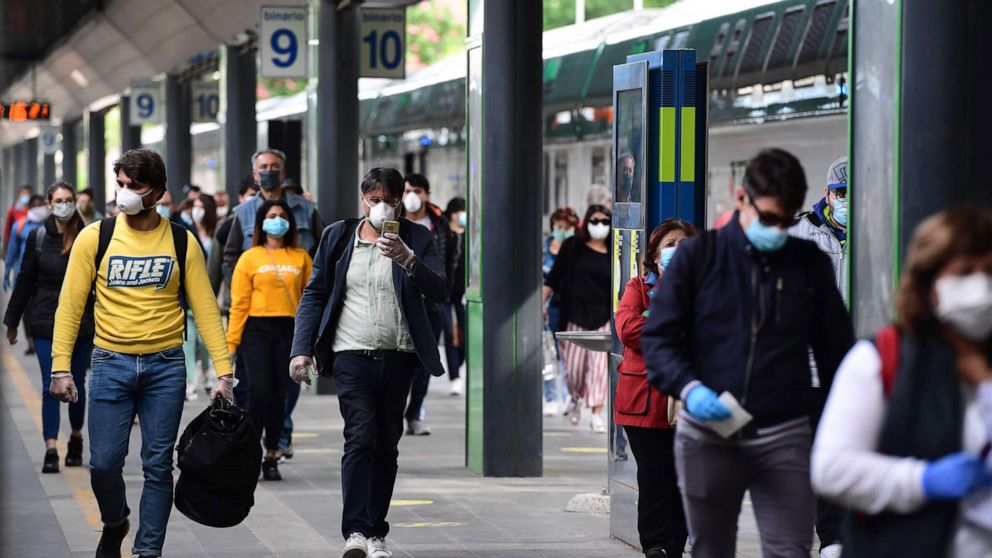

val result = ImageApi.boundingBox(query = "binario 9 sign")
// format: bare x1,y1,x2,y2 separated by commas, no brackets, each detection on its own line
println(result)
260,6,308,79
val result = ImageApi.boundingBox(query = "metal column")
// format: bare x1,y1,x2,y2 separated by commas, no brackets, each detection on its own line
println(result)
22,138,38,190
62,120,78,187
165,74,192,201
42,153,55,188
316,0,359,223
88,110,106,208
120,96,142,152
220,43,257,204
465,0,543,477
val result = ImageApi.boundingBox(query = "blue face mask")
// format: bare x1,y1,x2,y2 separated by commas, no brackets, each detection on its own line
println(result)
552,228,575,243
155,204,171,219
263,217,290,238
831,197,848,227
659,247,677,270
180,212,193,226
745,218,788,252
17,194,30,206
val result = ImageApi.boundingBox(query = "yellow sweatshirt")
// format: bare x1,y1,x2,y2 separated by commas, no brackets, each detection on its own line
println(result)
52,214,232,375
227,246,312,353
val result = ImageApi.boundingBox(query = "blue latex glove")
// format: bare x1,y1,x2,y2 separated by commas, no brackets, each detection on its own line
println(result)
685,385,732,421
923,452,992,501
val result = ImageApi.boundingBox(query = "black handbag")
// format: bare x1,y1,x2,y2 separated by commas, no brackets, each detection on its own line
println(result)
174,397,262,528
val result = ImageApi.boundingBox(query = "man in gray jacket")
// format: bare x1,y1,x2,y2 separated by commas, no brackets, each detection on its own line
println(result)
787,155,848,558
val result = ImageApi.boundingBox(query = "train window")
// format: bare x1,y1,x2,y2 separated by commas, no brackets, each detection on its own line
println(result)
720,19,748,78
829,2,849,60
654,34,671,51
765,6,806,71
737,14,774,76
708,22,730,78
796,1,837,66
672,30,690,49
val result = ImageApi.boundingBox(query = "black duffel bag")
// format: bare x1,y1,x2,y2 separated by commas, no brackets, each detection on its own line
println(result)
174,397,261,528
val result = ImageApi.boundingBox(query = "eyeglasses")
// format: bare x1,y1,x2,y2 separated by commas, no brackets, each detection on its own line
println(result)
587,218,610,226
747,195,794,228
364,195,401,208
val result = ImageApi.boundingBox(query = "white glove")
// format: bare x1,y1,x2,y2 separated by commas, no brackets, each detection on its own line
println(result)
209,375,236,403
289,355,315,386
376,233,416,271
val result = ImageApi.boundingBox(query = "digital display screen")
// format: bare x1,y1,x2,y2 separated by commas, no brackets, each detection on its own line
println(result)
0,101,51,121
615,89,643,205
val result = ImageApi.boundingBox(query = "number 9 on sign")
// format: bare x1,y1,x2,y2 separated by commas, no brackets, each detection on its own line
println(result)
136,94,154,119
271,29,298,68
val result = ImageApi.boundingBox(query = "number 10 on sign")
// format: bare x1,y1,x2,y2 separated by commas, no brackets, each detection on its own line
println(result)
360,8,406,79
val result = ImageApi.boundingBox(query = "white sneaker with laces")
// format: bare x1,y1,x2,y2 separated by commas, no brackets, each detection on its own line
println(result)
590,414,606,433
343,532,368,558
367,536,392,558
820,543,842,558
449,377,464,396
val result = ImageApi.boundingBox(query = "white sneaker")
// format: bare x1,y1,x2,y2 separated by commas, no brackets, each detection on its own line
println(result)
820,543,842,558
367,536,392,558
185,384,199,402
543,400,559,417
566,399,581,425
449,377,464,396
343,532,368,558
590,414,606,433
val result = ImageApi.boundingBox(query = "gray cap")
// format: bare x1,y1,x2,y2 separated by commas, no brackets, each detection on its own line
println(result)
826,156,847,190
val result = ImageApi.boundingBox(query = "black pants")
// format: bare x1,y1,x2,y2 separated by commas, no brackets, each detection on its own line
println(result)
441,300,465,381
335,350,416,539
237,317,293,451
404,306,444,423
623,426,688,556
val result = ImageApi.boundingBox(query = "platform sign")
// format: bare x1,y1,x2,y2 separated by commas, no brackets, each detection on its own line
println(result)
130,81,162,125
191,81,220,123
260,6,308,78
39,127,59,154
360,8,406,79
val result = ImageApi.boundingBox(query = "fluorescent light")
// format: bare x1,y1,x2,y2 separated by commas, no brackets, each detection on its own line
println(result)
70,69,89,88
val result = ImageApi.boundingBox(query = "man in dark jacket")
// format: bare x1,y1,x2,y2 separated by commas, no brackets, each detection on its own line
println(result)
289,167,447,558
399,173,450,435
641,148,854,558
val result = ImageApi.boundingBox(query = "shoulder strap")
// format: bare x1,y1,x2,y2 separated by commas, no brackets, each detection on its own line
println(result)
874,325,901,396
95,217,117,275
169,221,188,294
803,210,823,228
34,225,45,253
691,229,717,293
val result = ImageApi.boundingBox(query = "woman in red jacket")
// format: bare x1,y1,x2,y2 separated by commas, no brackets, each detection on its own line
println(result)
615,218,696,558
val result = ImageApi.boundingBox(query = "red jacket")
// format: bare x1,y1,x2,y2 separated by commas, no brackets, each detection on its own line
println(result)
3,204,27,253
614,273,673,429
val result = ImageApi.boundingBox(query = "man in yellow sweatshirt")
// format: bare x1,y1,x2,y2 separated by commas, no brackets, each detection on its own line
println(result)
50,149,233,558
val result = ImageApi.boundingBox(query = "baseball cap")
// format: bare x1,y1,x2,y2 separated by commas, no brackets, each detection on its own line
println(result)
826,156,847,190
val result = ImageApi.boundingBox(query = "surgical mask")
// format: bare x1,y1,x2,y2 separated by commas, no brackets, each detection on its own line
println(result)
588,222,611,241
77,202,93,216
660,247,677,270
832,197,848,227
116,187,156,216
458,211,467,228
621,174,633,192
17,194,30,206
180,213,193,226
262,217,290,239
155,204,171,219
52,201,76,221
745,218,788,252
364,198,396,230
191,207,205,224
257,170,281,191
935,272,992,341
552,228,574,243
403,192,423,213
27,206,49,223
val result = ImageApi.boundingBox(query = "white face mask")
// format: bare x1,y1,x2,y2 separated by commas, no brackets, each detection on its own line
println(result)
52,201,76,221
403,192,423,214
27,206,49,223
935,272,992,341
364,198,396,230
191,207,205,224
588,222,611,241
116,186,155,216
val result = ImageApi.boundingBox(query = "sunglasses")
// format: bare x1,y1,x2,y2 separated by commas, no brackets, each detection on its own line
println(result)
587,218,610,226
746,195,794,228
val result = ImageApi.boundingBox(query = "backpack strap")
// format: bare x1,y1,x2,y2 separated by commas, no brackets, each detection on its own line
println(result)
169,221,188,294
691,229,717,293
874,325,901,396
95,217,117,274
34,225,46,254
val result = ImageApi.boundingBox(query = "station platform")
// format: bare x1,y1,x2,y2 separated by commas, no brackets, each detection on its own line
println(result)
1,335,783,557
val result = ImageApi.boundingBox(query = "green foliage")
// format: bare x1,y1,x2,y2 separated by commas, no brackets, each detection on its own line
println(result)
544,0,680,31
407,0,466,68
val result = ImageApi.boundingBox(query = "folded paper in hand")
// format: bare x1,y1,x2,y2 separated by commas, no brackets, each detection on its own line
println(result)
706,392,753,439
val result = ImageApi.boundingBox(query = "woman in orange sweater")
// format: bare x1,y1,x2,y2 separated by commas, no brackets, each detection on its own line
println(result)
228,199,312,481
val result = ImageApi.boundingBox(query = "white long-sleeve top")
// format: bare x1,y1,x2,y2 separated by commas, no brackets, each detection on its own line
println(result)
812,340,992,554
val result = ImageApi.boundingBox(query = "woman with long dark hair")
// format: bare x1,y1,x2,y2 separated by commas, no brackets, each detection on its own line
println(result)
543,204,613,432
227,198,312,481
813,207,992,557
615,218,696,558
3,182,93,473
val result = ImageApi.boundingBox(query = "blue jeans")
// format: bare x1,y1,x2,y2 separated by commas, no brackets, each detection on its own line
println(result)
441,300,465,381
404,305,444,423
279,378,301,450
88,346,186,557
34,337,92,440
543,305,565,403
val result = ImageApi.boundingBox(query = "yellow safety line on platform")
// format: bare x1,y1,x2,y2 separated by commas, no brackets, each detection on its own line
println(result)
560,447,608,453
390,499,434,507
291,432,320,439
2,347,124,547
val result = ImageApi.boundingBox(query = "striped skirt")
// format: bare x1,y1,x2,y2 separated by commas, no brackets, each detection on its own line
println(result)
560,321,609,408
